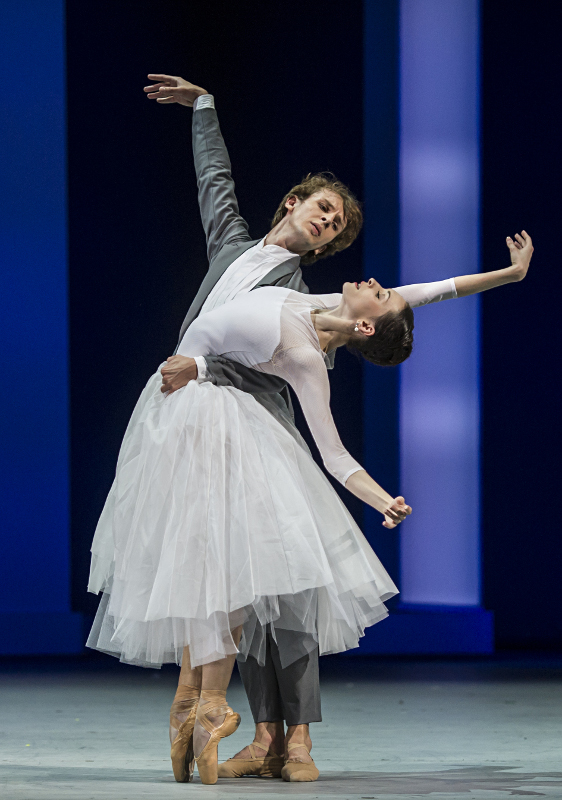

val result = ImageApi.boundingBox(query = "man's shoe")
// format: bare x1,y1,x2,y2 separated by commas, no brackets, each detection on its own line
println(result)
218,741,284,778
281,743,319,782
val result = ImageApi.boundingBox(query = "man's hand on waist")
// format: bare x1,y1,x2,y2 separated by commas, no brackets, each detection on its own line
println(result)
161,356,198,394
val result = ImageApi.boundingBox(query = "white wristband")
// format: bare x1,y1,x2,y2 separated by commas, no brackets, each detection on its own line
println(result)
193,356,210,383
193,94,215,112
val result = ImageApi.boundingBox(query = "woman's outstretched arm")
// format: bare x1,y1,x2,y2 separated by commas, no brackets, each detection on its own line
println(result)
454,230,533,297
394,231,533,307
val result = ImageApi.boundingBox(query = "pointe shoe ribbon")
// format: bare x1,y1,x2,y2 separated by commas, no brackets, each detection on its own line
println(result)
169,684,200,783
170,706,197,782
217,740,284,778
195,691,240,785
281,742,320,783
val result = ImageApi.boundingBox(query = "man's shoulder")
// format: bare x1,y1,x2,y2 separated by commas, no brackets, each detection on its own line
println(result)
209,237,261,267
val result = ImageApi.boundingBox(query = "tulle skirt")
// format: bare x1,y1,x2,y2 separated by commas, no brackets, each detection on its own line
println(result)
86,371,398,668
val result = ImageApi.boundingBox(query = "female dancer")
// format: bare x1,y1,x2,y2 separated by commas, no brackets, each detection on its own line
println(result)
87,224,533,782
87,277,413,783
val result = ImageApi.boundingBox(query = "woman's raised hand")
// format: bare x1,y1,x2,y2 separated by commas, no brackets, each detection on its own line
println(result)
382,497,412,529
506,230,533,281
144,74,208,106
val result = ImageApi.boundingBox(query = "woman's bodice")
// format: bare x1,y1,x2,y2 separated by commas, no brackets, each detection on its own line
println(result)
178,287,362,485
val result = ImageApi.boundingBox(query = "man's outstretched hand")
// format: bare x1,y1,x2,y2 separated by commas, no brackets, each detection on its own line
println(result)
161,356,198,394
144,74,208,106
506,230,533,281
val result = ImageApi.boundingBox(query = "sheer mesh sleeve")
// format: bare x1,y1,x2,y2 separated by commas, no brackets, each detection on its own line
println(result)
272,346,363,486
393,278,457,308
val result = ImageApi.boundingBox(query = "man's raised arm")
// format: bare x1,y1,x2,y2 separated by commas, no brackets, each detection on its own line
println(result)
144,74,251,263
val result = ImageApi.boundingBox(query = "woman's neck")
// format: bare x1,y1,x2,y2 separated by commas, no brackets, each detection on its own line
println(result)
312,306,353,353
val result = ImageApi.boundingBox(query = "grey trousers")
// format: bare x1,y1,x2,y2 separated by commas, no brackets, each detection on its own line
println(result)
237,628,322,726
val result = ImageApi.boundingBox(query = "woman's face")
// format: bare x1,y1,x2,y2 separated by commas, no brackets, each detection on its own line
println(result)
342,278,407,323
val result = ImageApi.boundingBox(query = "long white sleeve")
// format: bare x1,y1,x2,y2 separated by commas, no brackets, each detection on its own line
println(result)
275,347,363,486
394,278,457,308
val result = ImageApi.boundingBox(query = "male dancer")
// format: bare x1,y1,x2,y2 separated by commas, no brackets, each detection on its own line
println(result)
145,72,363,782
144,73,534,782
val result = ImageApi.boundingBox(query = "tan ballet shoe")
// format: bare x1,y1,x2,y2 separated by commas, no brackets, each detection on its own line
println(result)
194,690,241,785
217,741,284,778
281,742,320,782
169,683,200,783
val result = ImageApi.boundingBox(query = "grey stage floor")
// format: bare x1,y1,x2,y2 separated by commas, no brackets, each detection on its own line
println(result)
1,655,562,800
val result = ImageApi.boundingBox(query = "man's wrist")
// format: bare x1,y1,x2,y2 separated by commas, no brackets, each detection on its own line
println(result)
193,356,209,382
193,94,215,112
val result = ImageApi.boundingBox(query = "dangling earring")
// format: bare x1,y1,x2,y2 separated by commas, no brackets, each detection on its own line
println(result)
354,322,360,332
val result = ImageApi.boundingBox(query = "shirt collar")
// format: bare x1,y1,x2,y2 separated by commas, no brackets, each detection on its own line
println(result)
259,236,301,263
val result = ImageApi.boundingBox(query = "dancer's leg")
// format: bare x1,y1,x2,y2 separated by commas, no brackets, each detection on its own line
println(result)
270,634,320,765
179,646,202,686
169,647,203,783
285,724,313,763
170,646,201,743
220,629,320,780
235,633,285,758
193,625,242,758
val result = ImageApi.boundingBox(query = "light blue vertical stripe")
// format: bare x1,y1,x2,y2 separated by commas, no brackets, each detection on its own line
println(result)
399,0,481,606
0,1,70,613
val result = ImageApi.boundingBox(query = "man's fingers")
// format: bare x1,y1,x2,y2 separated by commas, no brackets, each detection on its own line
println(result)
147,73,177,84
156,86,179,103
144,82,167,92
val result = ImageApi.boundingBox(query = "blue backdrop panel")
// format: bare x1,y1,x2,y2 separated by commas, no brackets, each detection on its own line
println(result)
397,0,491,652
0,1,82,652
399,0,481,607
359,0,492,654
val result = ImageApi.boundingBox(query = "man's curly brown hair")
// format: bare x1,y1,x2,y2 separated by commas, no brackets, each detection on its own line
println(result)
270,172,363,265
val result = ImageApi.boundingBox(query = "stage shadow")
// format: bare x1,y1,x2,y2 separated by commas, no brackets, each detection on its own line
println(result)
2,764,562,796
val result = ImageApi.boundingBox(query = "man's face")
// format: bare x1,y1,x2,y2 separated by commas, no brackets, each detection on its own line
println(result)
285,190,346,255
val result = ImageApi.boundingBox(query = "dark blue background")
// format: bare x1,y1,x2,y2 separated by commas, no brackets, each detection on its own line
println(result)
64,0,561,649
481,0,562,648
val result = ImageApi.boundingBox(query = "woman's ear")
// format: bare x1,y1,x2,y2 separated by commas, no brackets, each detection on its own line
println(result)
356,319,375,338
313,245,327,256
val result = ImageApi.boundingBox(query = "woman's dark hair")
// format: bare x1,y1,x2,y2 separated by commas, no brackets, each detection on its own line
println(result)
348,305,415,367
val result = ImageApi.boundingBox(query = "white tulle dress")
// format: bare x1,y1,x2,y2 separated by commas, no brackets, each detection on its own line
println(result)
87,287,400,668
